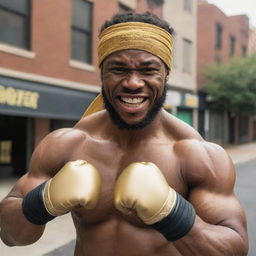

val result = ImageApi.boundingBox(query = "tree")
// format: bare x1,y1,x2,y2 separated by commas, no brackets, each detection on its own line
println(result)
203,53,256,116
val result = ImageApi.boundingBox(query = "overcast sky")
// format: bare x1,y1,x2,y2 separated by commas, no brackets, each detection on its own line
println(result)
207,0,256,28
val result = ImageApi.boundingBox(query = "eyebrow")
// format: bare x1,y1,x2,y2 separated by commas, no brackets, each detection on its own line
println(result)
106,59,161,67
140,60,161,67
106,60,126,66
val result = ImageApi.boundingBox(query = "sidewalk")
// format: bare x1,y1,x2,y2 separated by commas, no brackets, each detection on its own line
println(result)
225,142,256,165
1,142,256,256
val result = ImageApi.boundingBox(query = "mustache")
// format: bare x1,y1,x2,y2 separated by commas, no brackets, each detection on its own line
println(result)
121,87,143,94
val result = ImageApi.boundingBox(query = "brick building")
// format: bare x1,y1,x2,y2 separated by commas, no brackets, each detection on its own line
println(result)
197,0,250,145
0,0,163,178
248,28,256,54
163,0,198,129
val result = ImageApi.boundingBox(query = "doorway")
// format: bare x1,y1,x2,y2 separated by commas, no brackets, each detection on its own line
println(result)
0,115,29,177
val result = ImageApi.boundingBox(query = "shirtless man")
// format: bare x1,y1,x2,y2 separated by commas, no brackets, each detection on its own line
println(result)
0,12,248,255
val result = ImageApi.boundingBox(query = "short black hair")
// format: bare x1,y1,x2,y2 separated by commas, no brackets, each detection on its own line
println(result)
100,12,174,35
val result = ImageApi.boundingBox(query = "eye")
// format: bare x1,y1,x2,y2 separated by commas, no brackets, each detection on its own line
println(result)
140,68,158,75
109,67,127,74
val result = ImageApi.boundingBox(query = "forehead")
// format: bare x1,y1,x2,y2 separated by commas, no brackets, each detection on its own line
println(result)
103,49,164,67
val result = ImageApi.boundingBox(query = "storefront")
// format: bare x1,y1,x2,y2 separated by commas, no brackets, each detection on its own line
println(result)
165,89,198,128
0,75,97,178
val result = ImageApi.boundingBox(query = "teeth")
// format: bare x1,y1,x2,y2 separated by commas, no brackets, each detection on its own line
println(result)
121,97,144,104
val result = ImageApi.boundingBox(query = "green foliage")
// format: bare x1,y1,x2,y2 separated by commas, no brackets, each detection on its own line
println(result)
203,53,256,115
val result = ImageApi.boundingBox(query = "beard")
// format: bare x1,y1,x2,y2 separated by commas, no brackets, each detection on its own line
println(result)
101,86,167,130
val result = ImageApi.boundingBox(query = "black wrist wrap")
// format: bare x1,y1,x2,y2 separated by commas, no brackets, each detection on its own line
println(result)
22,181,55,225
151,193,196,241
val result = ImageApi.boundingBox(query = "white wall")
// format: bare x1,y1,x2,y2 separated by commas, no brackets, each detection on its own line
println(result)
163,0,198,92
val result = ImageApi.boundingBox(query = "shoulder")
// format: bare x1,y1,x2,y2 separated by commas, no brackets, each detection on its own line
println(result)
162,110,201,140
28,127,88,177
38,126,88,151
41,111,107,146
28,112,108,177
163,111,203,141
174,139,235,190
75,110,108,133
174,139,230,164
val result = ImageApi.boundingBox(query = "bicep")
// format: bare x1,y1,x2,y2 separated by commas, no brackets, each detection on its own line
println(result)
174,140,248,254
182,140,247,231
187,155,247,237
189,188,247,231
5,172,50,200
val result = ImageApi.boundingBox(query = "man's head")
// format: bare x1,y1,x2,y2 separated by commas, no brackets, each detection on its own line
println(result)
98,12,174,71
90,12,174,130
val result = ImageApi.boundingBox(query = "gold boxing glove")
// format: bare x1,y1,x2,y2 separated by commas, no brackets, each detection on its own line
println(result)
22,160,101,225
43,160,101,216
114,162,196,241
114,162,176,224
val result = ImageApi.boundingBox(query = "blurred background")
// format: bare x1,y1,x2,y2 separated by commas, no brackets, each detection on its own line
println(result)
0,0,256,255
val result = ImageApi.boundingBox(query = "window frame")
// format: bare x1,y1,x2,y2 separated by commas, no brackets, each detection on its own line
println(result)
215,23,223,50
183,0,192,13
182,38,192,73
0,0,31,50
71,0,93,64
229,35,236,57
241,45,247,57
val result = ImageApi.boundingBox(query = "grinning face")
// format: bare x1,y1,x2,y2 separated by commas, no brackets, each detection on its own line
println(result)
101,49,169,130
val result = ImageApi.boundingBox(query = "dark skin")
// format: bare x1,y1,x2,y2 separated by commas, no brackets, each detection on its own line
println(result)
0,50,248,255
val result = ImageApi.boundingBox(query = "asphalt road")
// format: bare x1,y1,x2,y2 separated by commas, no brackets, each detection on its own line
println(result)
235,158,256,256
45,158,256,256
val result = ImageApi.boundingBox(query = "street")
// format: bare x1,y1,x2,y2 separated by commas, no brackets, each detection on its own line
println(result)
235,158,256,256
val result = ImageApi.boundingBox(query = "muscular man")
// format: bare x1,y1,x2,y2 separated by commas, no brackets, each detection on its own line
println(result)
0,12,248,255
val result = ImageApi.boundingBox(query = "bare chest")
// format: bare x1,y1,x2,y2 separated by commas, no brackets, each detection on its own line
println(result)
69,138,187,224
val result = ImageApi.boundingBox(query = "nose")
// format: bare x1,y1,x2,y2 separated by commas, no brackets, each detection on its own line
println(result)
122,71,144,91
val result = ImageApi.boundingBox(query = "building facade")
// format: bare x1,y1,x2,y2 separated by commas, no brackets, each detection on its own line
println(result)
197,0,249,145
163,0,199,129
0,0,163,178
248,28,256,54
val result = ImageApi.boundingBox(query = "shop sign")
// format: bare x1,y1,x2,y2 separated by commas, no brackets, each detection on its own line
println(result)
0,85,39,109
184,93,198,108
165,90,182,108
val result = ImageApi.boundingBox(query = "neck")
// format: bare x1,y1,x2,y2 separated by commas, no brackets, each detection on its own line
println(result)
104,109,166,147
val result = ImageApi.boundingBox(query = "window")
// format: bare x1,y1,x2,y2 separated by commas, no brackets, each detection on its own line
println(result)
118,3,133,13
71,0,93,64
182,38,192,73
241,45,247,57
184,0,192,12
0,140,12,164
215,23,222,49
229,35,236,57
0,0,31,49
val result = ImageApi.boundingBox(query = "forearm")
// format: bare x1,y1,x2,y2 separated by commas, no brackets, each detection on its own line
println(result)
0,197,45,246
173,216,248,256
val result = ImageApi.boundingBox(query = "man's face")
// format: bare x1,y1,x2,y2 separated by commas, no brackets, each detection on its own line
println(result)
101,49,169,130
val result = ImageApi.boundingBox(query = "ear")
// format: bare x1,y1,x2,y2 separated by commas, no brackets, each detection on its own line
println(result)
165,71,170,83
100,66,103,81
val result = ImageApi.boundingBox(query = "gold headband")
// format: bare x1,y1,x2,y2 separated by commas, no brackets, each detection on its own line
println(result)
82,22,173,118
98,22,173,69
82,93,104,118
